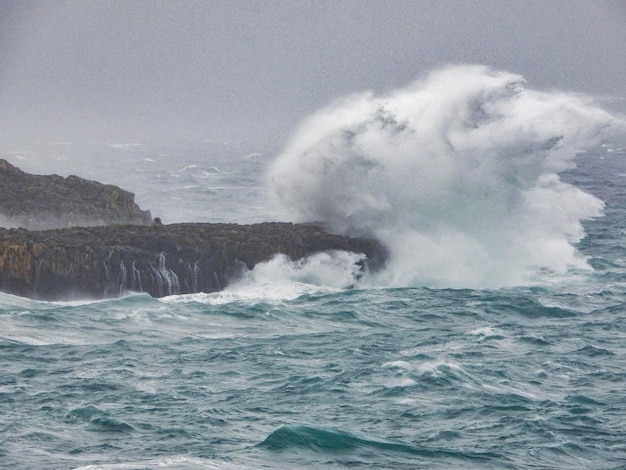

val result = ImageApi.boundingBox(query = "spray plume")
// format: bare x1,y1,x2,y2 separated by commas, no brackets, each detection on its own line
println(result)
268,65,623,288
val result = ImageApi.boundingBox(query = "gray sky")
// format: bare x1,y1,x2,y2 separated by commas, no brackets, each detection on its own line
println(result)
1,0,625,149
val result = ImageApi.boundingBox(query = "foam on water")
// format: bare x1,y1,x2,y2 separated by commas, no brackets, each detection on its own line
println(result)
235,251,366,290
268,64,625,289
162,250,366,304
73,456,249,470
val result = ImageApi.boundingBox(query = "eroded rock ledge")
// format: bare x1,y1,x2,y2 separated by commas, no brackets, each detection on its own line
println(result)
0,223,386,300
0,159,152,230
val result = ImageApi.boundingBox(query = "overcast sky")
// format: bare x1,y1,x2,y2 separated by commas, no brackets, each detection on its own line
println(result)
1,0,625,149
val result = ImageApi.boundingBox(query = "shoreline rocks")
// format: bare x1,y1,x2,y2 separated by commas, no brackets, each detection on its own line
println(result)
0,159,152,230
0,222,387,300
0,160,386,300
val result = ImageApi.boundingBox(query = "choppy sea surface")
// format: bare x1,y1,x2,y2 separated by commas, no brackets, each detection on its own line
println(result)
2,142,626,469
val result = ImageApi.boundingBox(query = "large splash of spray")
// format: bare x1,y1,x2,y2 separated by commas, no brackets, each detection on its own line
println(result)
268,65,623,288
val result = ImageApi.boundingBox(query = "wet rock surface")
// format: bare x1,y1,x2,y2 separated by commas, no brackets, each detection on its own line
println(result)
0,223,386,300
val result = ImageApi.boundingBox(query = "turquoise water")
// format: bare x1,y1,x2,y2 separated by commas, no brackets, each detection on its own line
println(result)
2,281,626,469
2,148,626,469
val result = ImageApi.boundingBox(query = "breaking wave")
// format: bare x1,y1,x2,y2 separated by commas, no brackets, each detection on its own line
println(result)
268,64,624,288
165,251,368,304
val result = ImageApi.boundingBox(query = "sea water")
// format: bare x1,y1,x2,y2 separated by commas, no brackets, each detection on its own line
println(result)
2,66,626,469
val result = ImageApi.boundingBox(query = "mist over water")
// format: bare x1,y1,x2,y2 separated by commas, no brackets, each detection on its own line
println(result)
268,64,624,288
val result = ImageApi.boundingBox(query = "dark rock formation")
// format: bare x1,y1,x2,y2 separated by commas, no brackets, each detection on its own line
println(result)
0,159,152,230
0,222,386,300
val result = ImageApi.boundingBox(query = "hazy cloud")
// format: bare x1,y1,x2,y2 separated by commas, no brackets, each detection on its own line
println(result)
1,0,625,149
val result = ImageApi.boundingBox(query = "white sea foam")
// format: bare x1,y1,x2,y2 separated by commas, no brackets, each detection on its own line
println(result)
163,250,366,304
223,251,365,301
382,360,414,370
268,64,625,288
161,283,326,305
237,251,366,289
468,326,502,338
73,456,248,469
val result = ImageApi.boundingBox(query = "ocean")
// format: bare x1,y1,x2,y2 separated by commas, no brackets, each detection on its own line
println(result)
3,67,626,469
1,142,625,470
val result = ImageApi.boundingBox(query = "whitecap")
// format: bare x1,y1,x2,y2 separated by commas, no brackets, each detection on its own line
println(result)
72,455,249,470
382,360,414,371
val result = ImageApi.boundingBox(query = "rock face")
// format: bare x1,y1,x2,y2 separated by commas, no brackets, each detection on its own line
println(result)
0,223,386,300
0,159,152,230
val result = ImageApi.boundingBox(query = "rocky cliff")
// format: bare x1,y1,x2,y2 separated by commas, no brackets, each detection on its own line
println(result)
0,222,386,300
0,159,152,229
